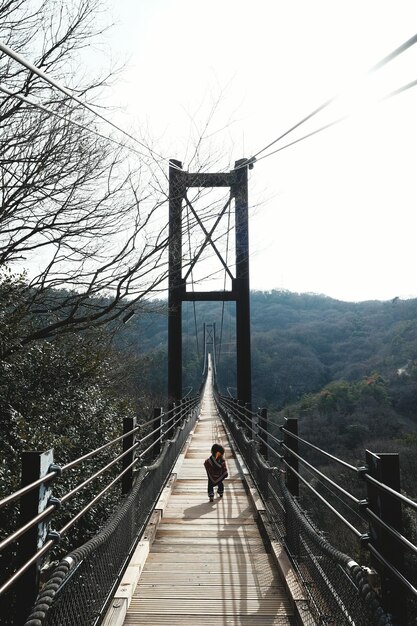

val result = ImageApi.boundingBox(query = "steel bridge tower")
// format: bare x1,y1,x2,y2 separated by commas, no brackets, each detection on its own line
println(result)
168,159,252,407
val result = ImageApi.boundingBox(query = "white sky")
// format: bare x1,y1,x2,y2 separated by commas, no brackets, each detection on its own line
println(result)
100,0,417,302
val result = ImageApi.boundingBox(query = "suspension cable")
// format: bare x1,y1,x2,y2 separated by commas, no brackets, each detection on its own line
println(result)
0,84,149,159
250,33,417,162
0,40,182,169
254,76,417,164
217,192,232,367
185,199,200,363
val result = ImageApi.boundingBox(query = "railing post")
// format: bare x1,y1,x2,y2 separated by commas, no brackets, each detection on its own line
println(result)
245,402,252,438
152,407,163,458
258,408,268,460
231,398,236,419
180,398,186,425
226,399,233,425
254,410,270,501
167,402,175,440
187,397,193,422
122,416,137,495
17,449,54,624
237,399,244,429
365,451,406,625
184,398,190,423
283,417,299,497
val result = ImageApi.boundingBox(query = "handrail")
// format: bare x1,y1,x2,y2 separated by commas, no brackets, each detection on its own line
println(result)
0,539,55,596
138,432,164,458
258,437,283,461
365,507,417,556
364,473,417,512
215,387,417,619
59,458,138,535
367,543,417,597
61,425,140,471
281,460,363,538
0,504,56,552
139,412,166,429
217,395,284,459
219,393,299,432
137,423,164,445
0,395,199,601
281,427,358,472
61,441,140,505
281,443,361,505
0,471,58,511
257,422,283,448
0,425,141,511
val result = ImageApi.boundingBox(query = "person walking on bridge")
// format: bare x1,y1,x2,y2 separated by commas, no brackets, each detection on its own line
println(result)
204,443,228,502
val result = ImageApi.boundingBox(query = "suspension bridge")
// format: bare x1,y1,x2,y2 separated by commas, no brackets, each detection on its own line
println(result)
1,29,417,626
2,339,417,626
1,157,417,626
114,364,300,626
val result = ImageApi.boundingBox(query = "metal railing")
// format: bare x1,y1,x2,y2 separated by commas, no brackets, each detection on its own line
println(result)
215,390,417,626
0,395,200,626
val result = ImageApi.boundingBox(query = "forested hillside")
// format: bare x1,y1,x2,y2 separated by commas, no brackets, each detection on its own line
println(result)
3,284,417,539
111,289,417,481
117,290,417,419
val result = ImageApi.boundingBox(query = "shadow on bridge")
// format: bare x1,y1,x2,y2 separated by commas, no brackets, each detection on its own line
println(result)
122,375,296,625
2,363,416,625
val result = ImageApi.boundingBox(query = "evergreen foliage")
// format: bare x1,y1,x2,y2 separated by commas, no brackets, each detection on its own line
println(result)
116,290,417,440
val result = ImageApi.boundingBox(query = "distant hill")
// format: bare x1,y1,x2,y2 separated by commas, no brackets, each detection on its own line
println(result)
116,290,417,423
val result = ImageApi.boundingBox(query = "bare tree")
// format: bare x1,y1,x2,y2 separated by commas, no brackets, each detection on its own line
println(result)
0,0,243,359
0,0,175,354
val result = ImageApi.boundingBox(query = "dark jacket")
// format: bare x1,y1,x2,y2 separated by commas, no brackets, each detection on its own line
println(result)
204,455,228,484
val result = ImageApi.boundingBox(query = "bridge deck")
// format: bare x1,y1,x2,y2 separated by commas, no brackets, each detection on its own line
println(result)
123,384,295,625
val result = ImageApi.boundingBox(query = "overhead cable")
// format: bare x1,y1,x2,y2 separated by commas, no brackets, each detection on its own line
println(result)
249,32,417,162
0,84,149,158
185,200,201,362
255,75,417,163
0,40,181,168
217,192,233,366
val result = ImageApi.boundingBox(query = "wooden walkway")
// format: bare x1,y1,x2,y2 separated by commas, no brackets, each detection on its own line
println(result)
123,381,296,626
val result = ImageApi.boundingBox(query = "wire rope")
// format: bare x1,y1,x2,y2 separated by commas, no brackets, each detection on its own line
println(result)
249,33,417,162
295,455,366,527
0,84,157,159
2,33,416,177
185,199,201,364
0,40,183,169
217,191,232,367
255,76,417,164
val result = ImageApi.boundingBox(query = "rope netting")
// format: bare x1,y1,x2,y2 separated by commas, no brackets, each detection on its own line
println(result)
24,405,199,626
216,394,395,626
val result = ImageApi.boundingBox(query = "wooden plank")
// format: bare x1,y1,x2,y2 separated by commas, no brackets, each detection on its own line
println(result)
185,448,235,462
150,543,266,553
162,510,252,517
156,524,260,539
139,571,280,586
127,598,292,614
160,517,256,525
167,493,248,499
102,598,127,626
176,472,241,479
144,552,276,568
121,385,294,626
133,586,290,600
152,536,264,546
124,617,294,626
172,488,247,495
